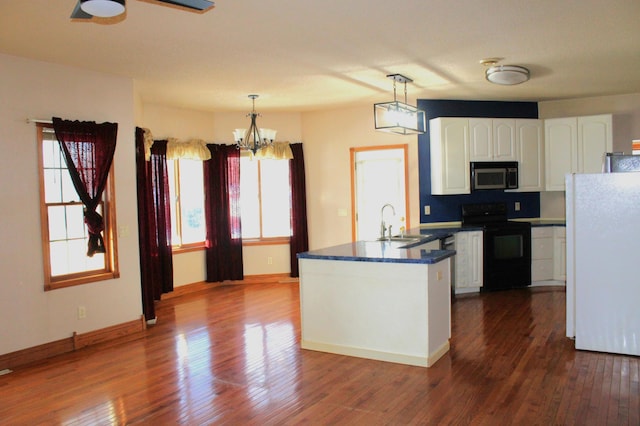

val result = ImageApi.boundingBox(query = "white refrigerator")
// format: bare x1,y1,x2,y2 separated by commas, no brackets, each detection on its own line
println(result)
566,172,640,356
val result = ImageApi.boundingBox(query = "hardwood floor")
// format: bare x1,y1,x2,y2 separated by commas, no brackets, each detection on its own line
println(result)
1,282,638,425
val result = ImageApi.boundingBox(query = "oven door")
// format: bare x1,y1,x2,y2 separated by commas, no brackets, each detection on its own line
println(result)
482,223,531,291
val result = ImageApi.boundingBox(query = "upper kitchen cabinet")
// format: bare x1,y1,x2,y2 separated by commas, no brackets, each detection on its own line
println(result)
469,118,517,162
514,119,544,192
545,114,612,191
578,115,612,173
430,117,470,195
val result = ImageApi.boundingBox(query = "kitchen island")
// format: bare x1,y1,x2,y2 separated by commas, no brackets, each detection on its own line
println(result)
297,238,455,368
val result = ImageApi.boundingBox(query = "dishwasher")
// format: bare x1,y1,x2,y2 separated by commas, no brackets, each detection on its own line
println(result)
441,235,456,300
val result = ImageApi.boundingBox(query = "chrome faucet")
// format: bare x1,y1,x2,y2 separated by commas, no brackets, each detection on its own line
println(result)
380,203,396,240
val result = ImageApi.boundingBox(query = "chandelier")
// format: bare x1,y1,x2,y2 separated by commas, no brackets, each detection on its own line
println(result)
233,94,277,154
374,74,425,135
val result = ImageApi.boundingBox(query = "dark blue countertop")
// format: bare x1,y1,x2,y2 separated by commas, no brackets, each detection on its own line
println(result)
297,238,455,265
297,219,564,265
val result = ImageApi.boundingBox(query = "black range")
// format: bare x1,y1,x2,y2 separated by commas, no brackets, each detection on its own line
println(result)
461,203,532,291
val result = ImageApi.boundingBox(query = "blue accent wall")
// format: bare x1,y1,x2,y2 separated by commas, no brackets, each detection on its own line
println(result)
418,99,541,223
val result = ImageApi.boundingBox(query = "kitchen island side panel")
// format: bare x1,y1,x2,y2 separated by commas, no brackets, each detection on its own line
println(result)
299,258,450,367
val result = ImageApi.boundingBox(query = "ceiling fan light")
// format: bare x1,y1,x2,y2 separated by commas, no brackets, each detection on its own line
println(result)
485,65,530,85
81,0,125,18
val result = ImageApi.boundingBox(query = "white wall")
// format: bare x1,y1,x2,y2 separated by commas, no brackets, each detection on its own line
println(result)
301,105,421,250
0,53,142,355
538,92,640,218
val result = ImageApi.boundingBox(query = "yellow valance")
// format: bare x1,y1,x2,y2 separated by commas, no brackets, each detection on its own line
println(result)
166,138,211,161
143,128,292,161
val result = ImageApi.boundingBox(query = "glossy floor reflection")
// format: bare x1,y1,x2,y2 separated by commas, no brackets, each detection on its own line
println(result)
0,283,638,424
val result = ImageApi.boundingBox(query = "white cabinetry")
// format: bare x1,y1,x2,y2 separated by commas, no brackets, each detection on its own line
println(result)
531,227,554,282
531,226,566,285
553,227,566,281
455,230,483,291
469,118,517,161
469,119,491,161
578,115,612,173
430,118,470,195
514,119,545,192
545,114,612,191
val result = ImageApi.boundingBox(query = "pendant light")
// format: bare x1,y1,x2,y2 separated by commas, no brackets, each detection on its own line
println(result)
233,95,277,154
374,74,425,135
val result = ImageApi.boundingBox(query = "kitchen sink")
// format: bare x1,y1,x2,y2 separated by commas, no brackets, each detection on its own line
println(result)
376,234,432,248
379,236,422,243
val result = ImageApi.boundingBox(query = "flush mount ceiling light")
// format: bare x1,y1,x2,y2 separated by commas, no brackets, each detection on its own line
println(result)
374,74,426,135
233,95,277,154
71,0,214,20
481,59,530,85
80,0,125,18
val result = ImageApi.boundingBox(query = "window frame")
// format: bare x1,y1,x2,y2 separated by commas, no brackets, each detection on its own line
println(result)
37,124,120,291
240,155,292,245
167,158,206,253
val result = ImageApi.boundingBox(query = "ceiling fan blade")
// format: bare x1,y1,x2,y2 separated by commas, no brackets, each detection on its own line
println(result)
70,0,93,19
155,0,215,11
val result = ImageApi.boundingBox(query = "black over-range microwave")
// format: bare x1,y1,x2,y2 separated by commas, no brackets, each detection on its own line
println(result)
470,161,519,190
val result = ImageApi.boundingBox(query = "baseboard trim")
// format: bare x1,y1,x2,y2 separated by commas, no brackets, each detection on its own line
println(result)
0,315,146,371
162,273,299,300
73,315,146,350
300,339,448,368
1,275,299,370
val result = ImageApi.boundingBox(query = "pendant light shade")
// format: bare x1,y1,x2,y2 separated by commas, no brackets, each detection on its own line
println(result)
374,74,425,135
80,0,125,18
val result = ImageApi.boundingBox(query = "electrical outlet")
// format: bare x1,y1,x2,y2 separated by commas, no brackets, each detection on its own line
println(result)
424,205,431,215
118,225,130,238
77,306,86,319
267,256,273,265
515,202,521,211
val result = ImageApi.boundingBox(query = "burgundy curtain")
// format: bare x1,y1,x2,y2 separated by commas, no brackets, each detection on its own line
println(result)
289,143,309,277
52,117,117,257
134,129,173,321
203,144,244,282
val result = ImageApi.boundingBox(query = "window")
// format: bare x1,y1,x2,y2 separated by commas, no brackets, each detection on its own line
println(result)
167,158,206,249
240,155,291,241
38,124,119,290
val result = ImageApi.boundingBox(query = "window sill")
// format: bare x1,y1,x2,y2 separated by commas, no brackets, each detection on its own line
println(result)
243,237,291,247
45,270,120,291
170,239,291,253
172,243,205,254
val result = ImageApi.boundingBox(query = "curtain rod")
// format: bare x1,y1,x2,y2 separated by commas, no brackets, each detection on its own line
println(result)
27,118,53,124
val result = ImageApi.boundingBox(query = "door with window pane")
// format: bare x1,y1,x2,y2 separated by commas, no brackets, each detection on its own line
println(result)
351,146,408,242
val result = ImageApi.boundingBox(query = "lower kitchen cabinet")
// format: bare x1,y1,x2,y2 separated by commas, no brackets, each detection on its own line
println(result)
553,227,566,281
531,226,566,285
452,226,565,293
532,227,554,281
455,230,483,291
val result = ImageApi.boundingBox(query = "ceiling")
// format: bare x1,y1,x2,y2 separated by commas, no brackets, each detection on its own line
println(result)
1,1,639,113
